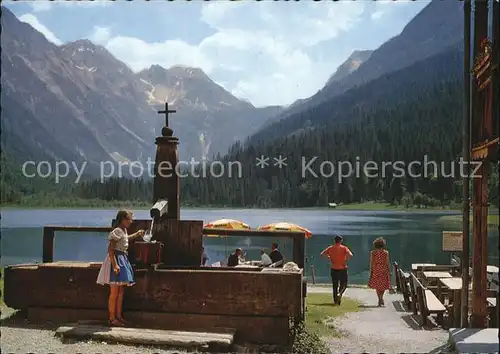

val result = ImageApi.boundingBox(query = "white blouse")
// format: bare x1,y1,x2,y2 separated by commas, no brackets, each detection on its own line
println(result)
108,227,128,252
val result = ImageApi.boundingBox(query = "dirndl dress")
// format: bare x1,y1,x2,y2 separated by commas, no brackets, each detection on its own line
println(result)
96,251,135,286
96,227,135,286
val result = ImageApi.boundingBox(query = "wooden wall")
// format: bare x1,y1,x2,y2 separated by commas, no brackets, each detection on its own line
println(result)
4,264,303,344
154,219,203,266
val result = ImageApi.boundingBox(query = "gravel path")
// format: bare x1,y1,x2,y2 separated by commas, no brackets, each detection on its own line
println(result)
1,305,185,354
2,287,454,353
308,286,455,353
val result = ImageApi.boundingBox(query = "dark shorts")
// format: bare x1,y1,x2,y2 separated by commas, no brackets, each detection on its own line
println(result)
330,268,348,284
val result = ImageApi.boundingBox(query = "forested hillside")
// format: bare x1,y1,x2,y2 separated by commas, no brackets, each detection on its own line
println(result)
249,43,464,145
176,82,496,208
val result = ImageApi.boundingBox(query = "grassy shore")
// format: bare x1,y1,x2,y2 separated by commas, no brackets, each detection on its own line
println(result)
332,201,462,211
437,213,499,227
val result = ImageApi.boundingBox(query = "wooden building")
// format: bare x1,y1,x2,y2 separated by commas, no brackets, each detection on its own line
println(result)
462,0,499,328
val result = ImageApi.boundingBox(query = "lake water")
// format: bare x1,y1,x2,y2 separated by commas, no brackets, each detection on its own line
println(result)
1,208,498,284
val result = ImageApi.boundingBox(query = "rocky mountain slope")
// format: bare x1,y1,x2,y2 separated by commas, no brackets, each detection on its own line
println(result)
0,6,281,177
324,50,373,86
137,64,282,160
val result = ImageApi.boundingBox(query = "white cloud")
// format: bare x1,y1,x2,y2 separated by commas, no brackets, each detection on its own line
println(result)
102,34,213,74
18,14,62,45
85,1,365,107
371,0,430,20
88,26,112,45
200,1,366,47
30,0,111,12
31,2,53,12
371,11,384,21
197,30,328,107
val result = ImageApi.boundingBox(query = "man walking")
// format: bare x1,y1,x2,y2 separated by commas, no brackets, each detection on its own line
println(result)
321,235,353,305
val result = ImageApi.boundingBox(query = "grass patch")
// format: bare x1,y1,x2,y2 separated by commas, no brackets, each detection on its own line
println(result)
305,293,360,337
290,293,360,354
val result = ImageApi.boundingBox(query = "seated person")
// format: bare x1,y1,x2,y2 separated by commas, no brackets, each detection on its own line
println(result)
227,248,242,267
260,249,272,267
201,246,209,266
269,243,284,266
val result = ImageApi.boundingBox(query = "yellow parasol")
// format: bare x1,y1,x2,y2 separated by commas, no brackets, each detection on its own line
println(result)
258,222,312,239
203,218,251,237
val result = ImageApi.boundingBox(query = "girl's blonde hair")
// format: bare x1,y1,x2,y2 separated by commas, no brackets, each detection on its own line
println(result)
116,209,133,224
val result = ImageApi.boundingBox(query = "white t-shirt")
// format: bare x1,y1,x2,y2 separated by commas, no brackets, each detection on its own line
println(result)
261,253,272,266
109,227,129,252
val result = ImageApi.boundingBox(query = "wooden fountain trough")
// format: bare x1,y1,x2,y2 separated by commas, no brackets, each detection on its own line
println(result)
3,219,306,345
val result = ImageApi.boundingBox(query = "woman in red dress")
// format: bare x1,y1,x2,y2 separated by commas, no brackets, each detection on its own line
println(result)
368,237,391,306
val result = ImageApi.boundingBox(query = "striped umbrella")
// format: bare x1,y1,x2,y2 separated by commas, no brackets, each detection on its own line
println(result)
204,219,251,237
258,222,312,239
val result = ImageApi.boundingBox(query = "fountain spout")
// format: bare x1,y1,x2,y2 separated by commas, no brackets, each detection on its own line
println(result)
150,199,168,220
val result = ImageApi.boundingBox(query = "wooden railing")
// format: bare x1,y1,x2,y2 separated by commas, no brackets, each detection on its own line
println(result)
42,225,307,268
43,226,112,263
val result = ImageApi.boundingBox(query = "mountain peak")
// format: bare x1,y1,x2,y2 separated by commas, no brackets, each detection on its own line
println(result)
61,39,107,53
167,65,209,80
58,38,134,77
325,49,373,86
350,50,373,59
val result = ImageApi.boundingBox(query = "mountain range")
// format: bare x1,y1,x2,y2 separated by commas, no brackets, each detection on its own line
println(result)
1,6,281,175
3,0,489,209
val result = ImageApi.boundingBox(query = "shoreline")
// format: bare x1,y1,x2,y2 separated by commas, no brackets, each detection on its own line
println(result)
0,201,473,212
2,203,497,227
437,213,499,227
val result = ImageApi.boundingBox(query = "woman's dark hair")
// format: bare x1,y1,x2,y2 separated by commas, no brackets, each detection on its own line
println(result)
373,237,386,249
116,209,132,224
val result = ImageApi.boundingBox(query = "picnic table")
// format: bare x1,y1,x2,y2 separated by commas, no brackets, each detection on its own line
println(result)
234,264,260,269
437,277,498,327
487,265,499,273
436,277,470,327
421,271,452,292
411,263,436,271
423,271,452,281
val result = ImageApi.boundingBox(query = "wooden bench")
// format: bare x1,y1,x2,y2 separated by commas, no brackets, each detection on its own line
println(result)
398,268,412,308
393,262,402,292
411,273,447,326
487,296,497,328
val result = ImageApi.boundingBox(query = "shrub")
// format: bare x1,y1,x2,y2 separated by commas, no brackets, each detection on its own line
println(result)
290,320,331,354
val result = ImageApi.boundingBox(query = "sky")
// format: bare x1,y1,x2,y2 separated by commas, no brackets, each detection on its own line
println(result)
4,0,430,107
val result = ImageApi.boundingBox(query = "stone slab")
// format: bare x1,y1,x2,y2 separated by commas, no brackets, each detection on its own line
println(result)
449,328,499,353
55,323,235,350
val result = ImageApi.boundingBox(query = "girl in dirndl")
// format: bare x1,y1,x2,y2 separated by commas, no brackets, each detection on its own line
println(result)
96,209,145,326
368,237,391,307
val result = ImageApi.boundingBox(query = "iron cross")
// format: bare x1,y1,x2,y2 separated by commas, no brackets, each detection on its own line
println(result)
157,102,176,127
